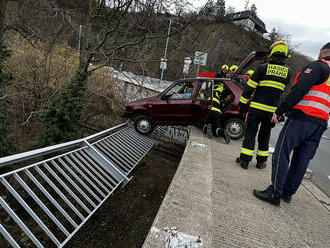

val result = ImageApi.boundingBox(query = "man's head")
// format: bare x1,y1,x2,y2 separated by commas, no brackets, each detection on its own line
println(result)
318,42,330,59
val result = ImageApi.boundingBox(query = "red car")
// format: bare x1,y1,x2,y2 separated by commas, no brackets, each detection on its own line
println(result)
124,51,267,139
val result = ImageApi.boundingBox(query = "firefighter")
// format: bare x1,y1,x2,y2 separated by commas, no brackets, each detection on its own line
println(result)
203,72,230,144
236,41,292,169
219,64,229,78
253,42,330,206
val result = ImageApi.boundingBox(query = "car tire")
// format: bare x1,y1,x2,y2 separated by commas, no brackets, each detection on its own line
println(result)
134,115,155,135
224,118,245,140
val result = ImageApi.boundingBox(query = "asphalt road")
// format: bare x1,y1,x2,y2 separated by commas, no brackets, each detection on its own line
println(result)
269,121,330,197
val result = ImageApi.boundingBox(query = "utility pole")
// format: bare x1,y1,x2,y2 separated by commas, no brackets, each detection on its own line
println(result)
160,19,172,81
78,25,82,54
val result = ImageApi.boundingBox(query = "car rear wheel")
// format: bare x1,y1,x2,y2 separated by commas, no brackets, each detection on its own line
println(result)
134,115,155,135
224,118,245,140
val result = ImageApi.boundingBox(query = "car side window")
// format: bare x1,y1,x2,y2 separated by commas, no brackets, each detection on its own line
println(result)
167,82,194,100
196,81,212,100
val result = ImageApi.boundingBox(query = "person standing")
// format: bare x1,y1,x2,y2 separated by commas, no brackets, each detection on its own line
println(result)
236,41,292,169
253,42,330,206
203,72,230,143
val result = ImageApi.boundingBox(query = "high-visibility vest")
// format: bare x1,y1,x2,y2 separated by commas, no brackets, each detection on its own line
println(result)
293,59,330,120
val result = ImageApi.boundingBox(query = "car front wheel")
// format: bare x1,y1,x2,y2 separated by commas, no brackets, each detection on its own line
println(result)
134,115,155,135
224,118,245,140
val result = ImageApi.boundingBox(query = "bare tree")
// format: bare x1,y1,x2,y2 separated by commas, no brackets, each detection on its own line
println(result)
28,0,194,146
244,0,250,11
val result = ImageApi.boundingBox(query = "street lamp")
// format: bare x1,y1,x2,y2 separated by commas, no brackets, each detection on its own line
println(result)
160,19,172,81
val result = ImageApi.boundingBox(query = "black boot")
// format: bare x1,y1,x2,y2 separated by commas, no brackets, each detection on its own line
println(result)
253,189,280,206
281,195,292,203
223,129,230,144
236,157,248,169
256,161,266,169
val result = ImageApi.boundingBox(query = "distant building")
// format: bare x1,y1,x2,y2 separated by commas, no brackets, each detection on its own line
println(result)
226,11,267,34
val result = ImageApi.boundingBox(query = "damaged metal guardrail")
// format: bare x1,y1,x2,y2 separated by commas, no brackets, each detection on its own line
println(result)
0,121,157,248
151,126,190,144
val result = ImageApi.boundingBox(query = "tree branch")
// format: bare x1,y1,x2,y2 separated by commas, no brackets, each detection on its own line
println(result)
21,111,42,125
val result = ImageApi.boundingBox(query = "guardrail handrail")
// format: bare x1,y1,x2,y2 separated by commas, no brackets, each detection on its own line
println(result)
0,121,129,168
0,121,158,248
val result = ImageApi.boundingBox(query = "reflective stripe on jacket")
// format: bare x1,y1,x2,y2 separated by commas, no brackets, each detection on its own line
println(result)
211,83,224,113
293,59,330,120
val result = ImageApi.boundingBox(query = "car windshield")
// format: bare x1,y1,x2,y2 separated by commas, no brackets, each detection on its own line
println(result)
165,82,194,99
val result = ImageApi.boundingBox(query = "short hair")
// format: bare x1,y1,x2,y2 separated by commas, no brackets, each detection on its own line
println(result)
321,42,330,50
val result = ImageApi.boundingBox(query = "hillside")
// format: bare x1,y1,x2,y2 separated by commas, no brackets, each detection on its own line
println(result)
4,0,311,80
130,20,312,80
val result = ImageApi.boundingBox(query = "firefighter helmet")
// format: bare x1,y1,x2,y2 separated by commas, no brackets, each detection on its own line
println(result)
221,64,229,71
229,65,238,73
269,40,288,57
247,70,254,76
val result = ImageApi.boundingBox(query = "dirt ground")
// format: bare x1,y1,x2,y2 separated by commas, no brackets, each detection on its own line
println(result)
65,148,182,248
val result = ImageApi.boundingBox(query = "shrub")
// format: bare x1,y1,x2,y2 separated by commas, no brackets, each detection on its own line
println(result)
5,37,124,151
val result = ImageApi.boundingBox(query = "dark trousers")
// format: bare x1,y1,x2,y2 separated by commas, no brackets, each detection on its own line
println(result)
240,113,273,163
267,119,326,198
203,111,222,137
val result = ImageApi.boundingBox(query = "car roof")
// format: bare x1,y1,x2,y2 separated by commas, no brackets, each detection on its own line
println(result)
176,77,244,89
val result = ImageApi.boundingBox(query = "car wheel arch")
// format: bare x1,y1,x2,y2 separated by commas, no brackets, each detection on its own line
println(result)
131,109,151,120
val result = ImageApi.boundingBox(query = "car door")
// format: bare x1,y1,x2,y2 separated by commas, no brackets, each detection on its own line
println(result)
151,81,195,125
192,80,213,127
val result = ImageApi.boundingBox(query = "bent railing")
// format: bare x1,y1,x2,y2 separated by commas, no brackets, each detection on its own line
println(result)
152,126,190,144
0,122,157,248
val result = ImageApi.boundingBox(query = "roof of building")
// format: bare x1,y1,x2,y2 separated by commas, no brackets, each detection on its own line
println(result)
226,10,267,33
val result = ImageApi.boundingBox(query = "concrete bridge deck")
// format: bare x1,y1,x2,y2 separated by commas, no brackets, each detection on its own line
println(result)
143,127,330,248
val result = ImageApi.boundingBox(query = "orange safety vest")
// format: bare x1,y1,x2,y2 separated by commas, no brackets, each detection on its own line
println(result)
293,59,330,120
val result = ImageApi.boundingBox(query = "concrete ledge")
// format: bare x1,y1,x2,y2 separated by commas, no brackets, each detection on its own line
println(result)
143,127,330,248
143,127,213,247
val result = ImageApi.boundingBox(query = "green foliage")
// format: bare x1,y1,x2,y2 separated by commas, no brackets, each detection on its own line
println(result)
268,27,280,43
0,43,16,157
200,0,226,20
201,1,214,16
35,71,89,147
215,0,226,19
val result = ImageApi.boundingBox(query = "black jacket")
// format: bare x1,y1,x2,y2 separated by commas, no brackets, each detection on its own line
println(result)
240,57,292,118
276,56,330,126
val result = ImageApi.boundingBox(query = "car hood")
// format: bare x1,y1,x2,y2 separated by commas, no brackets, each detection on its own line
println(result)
125,95,159,106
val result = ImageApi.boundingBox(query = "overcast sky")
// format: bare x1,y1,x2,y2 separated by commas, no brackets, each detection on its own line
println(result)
192,0,330,59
